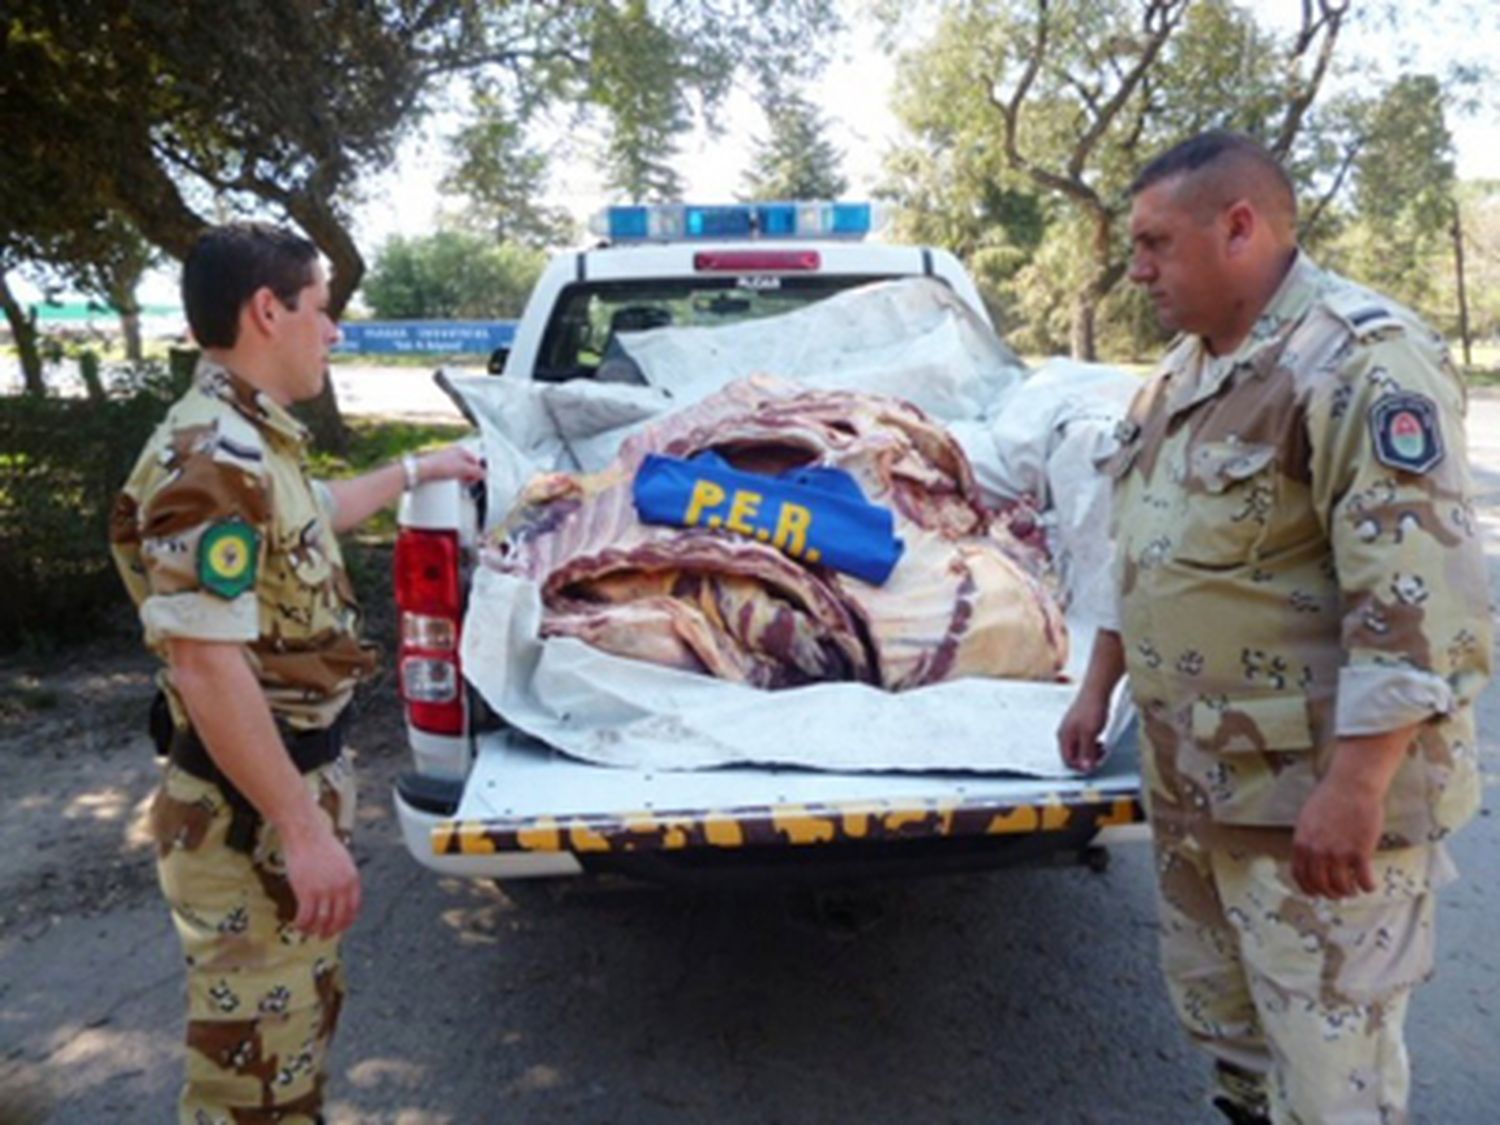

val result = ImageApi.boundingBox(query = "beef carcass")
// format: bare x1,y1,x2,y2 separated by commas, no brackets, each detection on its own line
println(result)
482,375,1066,689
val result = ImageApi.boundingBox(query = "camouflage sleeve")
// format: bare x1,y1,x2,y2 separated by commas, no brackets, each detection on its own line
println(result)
1305,319,1492,736
135,413,273,645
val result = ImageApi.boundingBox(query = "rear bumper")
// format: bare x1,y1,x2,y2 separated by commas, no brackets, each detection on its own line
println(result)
412,781,1144,880
394,783,584,879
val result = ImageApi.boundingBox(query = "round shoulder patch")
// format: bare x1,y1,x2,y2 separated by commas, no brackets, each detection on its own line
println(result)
1369,392,1444,474
198,519,260,598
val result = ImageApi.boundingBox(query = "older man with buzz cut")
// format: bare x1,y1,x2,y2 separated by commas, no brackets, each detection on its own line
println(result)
1058,130,1491,1124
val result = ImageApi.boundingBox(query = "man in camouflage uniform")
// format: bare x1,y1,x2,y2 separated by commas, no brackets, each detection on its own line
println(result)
1058,132,1491,1124
110,223,483,1123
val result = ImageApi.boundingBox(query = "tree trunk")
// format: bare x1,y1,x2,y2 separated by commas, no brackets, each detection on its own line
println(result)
78,350,106,401
1070,293,1098,361
0,272,45,396
1069,211,1126,362
120,311,143,363
1452,208,1472,369
105,269,146,364
284,193,366,456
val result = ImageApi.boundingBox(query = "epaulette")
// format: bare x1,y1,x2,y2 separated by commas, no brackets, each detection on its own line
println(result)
1320,287,1407,343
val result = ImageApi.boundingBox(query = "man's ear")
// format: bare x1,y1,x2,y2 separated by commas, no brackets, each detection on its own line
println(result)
1223,199,1256,257
242,286,281,339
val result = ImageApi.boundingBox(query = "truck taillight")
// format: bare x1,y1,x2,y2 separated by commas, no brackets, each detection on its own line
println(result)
394,528,465,735
694,250,820,272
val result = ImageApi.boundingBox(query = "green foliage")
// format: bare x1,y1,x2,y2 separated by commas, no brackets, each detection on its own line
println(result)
1454,182,1500,341
0,372,177,648
361,233,544,321
442,105,577,248
307,419,473,480
741,86,848,201
5,1,836,320
874,0,1478,361
1316,76,1459,321
588,1,692,201
0,389,464,651
306,417,473,543
443,1,838,214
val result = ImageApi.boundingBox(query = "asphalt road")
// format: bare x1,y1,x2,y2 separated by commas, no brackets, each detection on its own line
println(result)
2,375,1498,1124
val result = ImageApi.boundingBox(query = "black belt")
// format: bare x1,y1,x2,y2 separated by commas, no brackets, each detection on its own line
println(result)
150,692,344,853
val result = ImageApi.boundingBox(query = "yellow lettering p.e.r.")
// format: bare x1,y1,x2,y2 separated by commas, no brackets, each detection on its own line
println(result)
683,479,726,526
725,489,763,535
772,502,812,557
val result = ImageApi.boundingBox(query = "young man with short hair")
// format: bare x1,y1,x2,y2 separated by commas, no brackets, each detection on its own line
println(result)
111,222,484,1122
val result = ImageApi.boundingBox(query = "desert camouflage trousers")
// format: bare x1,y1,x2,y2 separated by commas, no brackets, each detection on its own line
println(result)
1152,829,1453,1124
150,754,357,1124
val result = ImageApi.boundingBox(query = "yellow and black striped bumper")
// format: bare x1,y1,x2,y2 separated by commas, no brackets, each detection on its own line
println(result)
433,786,1144,857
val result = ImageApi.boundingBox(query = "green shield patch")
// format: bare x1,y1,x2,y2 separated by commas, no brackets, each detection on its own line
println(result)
198,519,259,599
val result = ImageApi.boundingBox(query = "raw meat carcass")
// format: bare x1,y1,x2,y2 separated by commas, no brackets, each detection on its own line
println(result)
482,375,1066,689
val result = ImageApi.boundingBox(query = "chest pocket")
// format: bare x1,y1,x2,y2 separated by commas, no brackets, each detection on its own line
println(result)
267,479,336,628
1172,442,1278,567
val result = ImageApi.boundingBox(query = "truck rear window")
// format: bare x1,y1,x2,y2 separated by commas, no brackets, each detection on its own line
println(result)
535,274,893,383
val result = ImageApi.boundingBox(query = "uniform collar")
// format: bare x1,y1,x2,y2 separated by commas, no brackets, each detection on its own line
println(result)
194,356,311,447
1165,251,1326,417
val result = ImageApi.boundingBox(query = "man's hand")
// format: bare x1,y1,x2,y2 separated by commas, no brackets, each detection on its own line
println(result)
1057,629,1125,773
1058,690,1111,773
416,443,486,486
282,824,362,939
326,441,487,533
1291,779,1384,899
1290,725,1418,899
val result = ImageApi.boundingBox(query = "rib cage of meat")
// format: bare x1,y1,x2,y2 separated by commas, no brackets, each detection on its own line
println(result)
482,375,1067,690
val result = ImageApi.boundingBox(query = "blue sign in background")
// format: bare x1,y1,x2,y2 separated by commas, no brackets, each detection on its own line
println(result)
335,320,516,355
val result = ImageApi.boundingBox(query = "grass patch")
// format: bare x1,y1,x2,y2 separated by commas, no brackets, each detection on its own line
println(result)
329,352,488,369
307,417,474,542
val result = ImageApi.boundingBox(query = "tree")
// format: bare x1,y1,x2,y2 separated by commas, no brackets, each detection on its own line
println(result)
362,233,545,320
4,1,835,441
1457,182,1500,343
0,268,45,397
741,85,849,201
878,0,1351,359
441,106,577,248
1335,76,1457,313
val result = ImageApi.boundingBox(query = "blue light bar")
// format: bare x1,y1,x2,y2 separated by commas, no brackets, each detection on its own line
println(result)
608,206,650,241
591,201,878,244
755,204,798,236
830,203,873,235
685,205,754,238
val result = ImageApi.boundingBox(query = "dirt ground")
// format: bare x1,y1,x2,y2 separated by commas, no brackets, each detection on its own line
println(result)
0,552,412,1121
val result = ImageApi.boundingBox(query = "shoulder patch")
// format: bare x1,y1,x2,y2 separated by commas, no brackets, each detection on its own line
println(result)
1369,393,1444,474
1322,288,1406,342
198,519,260,598
1346,306,1389,327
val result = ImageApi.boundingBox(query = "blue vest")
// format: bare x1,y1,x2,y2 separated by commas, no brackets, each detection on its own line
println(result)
632,452,905,586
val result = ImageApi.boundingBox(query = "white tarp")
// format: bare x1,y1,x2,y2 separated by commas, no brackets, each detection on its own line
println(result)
450,278,1139,775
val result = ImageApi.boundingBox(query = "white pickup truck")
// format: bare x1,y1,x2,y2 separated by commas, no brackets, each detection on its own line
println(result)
391,202,1143,886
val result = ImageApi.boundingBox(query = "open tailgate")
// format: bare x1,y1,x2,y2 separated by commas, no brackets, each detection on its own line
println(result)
400,720,1143,880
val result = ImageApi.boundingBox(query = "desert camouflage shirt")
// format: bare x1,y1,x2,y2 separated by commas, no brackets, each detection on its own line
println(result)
1107,253,1491,848
110,358,376,731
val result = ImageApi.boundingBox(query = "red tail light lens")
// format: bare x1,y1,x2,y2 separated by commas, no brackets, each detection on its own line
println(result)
694,250,821,272
395,528,461,616
395,528,465,735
